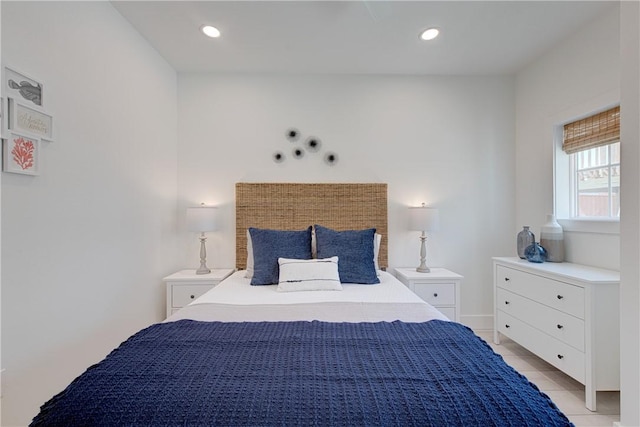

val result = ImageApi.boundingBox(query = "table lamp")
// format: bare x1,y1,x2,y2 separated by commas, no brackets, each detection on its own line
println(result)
409,203,440,273
186,204,218,274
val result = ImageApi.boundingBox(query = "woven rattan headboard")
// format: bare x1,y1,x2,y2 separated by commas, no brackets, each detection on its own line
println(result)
235,183,388,270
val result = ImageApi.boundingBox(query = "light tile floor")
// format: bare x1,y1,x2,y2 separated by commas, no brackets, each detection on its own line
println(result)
475,330,620,427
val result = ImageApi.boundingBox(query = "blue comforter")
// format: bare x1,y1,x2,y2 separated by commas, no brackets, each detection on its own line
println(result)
31,320,571,426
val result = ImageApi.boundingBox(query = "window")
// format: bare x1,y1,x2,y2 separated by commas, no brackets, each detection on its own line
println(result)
570,142,620,217
561,106,620,220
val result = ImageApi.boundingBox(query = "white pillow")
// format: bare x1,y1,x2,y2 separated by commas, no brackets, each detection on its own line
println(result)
245,229,254,279
277,256,342,292
374,232,382,272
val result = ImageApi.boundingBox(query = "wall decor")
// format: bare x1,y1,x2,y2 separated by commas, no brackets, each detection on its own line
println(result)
0,97,5,137
8,98,53,141
3,131,40,175
305,137,321,152
324,152,338,166
4,67,43,107
292,147,304,159
275,127,339,166
273,151,285,163
286,128,300,142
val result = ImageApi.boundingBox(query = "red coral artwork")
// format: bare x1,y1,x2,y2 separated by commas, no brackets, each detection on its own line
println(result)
11,136,35,170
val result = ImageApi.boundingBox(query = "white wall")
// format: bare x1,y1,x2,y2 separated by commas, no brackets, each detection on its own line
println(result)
1,2,179,425
515,5,621,270
0,2,3,421
178,73,516,329
619,2,640,425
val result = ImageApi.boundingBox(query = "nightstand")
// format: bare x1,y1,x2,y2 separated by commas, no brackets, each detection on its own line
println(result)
394,267,463,322
164,268,234,318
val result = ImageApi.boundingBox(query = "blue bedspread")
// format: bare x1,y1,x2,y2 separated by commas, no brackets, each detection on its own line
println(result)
31,320,572,426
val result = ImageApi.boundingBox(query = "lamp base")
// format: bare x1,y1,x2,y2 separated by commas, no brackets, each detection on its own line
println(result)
416,233,431,273
196,266,211,275
196,233,212,275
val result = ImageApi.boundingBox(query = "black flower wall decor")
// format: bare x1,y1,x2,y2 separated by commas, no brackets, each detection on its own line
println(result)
305,137,321,152
273,151,285,163
286,128,300,142
324,152,338,166
273,127,338,166
292,147,305,159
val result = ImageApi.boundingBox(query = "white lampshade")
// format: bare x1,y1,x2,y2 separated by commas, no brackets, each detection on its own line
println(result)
186,206,218,232
409,205,440,232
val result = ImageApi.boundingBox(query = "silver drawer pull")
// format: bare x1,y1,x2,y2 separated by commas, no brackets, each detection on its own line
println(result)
557,295,564,300
557,324,563,329
433,293,438,298
190,295,195,299
557,354,564,360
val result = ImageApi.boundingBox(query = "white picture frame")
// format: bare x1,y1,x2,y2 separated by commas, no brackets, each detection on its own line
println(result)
8,98,53,141
0,97,6,138
3,66,43,107
3,131,40,175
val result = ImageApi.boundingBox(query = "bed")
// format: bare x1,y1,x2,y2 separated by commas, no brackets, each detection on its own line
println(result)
30,183,572,426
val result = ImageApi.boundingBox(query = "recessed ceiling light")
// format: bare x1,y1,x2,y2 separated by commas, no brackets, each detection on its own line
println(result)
201,25,221,38
420,28,439,41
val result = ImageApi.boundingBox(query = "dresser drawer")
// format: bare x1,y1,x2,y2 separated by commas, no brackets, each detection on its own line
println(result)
411,282,455,306
496,265,585,319
437,307,455,320
171,284,213,307
497,310,585,384
497,288,585,351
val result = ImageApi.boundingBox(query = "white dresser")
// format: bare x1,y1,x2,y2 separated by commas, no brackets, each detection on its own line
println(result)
493,257,619,411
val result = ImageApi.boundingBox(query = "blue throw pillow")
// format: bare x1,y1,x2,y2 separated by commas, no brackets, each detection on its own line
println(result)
249,227,313,285
314,225,380,284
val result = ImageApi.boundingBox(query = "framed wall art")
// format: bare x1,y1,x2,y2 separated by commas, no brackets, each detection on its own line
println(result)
4,66,43,107
3,131,40,175
8,98,53,141
0,97,5,138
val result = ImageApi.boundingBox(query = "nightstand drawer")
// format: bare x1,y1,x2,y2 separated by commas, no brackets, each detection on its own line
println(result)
164,269,235,319
437,307,456,320
172,285,214,307
394,268,463,323
411,283,455,306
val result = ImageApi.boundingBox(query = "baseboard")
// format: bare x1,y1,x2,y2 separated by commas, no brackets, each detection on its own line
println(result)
460,314,494,331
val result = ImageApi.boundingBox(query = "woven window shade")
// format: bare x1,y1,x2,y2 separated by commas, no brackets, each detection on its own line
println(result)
562,106,620,154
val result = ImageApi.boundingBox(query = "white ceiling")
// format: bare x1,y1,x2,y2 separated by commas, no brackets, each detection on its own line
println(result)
111,1,616,75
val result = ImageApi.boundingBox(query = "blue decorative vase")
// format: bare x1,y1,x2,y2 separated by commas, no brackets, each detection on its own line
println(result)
524,242,547,263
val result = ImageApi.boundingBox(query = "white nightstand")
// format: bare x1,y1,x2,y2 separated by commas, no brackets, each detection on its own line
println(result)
164,268,234,318
394,267,463,322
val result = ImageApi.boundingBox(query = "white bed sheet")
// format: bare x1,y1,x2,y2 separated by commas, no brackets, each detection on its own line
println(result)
166,270,449,323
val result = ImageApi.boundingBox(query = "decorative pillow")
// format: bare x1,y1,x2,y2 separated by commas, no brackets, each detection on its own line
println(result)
312,230,382,272
277,257,342,292
314,225,380,284
249,227,313,286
